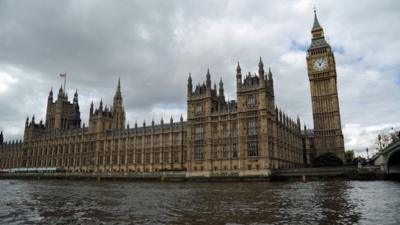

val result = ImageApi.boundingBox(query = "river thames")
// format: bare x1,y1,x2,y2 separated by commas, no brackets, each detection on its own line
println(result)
0,180,399,225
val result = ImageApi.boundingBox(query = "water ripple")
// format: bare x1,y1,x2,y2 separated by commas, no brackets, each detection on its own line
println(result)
0,180,399,225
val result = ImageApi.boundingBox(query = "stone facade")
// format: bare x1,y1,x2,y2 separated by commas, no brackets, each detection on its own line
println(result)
186,61,304,173
0,60,304,173
0,12,345,171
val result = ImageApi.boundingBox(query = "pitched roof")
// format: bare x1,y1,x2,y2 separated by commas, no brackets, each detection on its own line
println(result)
312,9,323,32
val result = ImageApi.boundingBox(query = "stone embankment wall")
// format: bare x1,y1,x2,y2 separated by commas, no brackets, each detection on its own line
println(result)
0,167,388,181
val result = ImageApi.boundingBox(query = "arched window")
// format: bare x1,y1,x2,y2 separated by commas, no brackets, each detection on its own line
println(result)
248,119,257,136
195,127,204,140
194,145,204,160
248,142,258,157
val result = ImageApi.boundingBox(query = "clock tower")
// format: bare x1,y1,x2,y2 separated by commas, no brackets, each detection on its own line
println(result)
306,10,345,162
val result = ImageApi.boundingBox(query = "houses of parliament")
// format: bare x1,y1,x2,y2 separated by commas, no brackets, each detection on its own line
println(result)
0,12,345,175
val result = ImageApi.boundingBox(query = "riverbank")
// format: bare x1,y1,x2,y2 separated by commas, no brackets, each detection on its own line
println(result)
0,166,394,181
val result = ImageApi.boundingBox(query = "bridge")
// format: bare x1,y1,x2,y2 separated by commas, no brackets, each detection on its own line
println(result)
382,139,400,175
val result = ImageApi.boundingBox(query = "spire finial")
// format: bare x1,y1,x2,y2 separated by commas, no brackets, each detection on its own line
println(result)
236,61,241,72
59,84,63,95
206,68,211,89
312,6,322,32
188,73,192,85
117,78,121,91
268,67,273,79
99,98,103,111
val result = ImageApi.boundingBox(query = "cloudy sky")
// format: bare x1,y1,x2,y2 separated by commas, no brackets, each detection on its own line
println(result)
0,0,399,155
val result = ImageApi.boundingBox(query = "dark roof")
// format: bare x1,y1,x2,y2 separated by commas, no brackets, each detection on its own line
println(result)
309,37,329,50
243,74,259,87
110,121,187,135
312,10,323,32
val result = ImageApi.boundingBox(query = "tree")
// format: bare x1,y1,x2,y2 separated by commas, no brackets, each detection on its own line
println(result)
312,152,343,167
376,133,391,151
344,150,355,166
376,128,400,151
389,128,400,143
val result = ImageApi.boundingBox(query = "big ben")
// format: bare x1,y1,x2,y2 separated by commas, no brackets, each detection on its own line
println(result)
306,10,345,161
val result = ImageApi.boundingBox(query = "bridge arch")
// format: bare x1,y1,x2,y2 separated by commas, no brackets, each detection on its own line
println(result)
385,144,400,174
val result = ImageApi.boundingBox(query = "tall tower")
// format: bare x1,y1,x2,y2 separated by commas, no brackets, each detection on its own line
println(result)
71,89,81,128
306,10,345,161
112,78,125,129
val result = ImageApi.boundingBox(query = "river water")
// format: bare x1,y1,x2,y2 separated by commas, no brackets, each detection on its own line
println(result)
0,180,399,225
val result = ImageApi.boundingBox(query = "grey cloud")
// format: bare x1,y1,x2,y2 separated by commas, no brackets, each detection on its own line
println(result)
0,0,399,154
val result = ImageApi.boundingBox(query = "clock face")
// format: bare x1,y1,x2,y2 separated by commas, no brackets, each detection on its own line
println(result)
313,57,328,71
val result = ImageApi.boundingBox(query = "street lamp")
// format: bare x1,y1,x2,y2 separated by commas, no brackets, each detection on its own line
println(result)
366,147,369,162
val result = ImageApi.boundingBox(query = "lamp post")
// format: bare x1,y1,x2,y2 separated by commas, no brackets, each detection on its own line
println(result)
366,147,369,163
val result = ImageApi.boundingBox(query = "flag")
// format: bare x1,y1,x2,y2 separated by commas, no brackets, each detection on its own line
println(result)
59,73,67,78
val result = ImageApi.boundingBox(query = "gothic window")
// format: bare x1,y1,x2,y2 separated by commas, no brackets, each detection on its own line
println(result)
182,147,187,163
146,137,151,146
248,118,257,136
232,143,238,158
223,123,228,137
120,154,125,165
195,127,204,141
145,152,151,164
247,95,255,108
163,134,170,146
174,134,181,146
163,150,169,163
195,104,203,115
113,154,118,164
194,145,204,160
153,152,160,163
173,149,180,163
153,135,160,146
248,142,258,157
222,144,228,159
136,151,142,164
212,144,218,159
212,125,218,137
